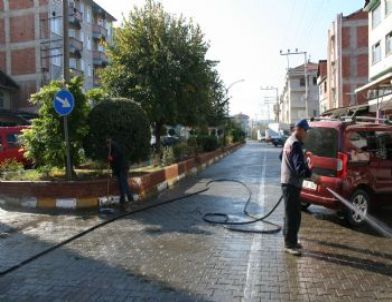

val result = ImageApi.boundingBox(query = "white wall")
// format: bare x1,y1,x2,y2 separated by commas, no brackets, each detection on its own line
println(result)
369,1,392,79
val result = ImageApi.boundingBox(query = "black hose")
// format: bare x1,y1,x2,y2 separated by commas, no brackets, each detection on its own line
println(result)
202,179,283,233
0,179,283,277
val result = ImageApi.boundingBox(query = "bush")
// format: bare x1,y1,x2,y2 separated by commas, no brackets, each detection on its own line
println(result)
0,159,24,175
161,146,175,166
197,135,219,152
173,142,190,161
20,77,90,168
187,136,201,155
84,98,151,163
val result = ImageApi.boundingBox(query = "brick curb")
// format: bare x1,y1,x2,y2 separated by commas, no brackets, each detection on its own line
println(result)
0,143,243,210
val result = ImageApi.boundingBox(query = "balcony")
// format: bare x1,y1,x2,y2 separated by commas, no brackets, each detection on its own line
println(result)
93,50,108,67
68,6,83,29
69,58,84,77
69,37,83,58
92,24,107,40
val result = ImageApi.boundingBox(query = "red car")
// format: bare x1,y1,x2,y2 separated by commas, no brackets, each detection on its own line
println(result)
0,126,28,166
300,118,392,226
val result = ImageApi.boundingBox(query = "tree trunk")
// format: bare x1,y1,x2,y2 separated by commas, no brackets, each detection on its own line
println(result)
155,122,163,153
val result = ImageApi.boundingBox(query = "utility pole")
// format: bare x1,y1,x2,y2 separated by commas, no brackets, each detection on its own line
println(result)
260,86,279,122
62,0,72,180
280,49,309,119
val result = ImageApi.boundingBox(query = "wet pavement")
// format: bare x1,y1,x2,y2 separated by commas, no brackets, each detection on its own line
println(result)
0,141,391,301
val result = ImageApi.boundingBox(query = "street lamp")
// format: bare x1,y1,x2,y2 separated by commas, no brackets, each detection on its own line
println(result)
223,78,245,114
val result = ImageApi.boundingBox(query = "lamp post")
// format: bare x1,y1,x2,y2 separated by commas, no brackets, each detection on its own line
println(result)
224,78,245,115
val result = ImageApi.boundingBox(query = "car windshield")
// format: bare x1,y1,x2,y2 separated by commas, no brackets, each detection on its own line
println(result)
303,127,338,158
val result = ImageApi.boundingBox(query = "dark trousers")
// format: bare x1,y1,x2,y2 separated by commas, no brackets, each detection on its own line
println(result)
116,169,131,203
282,184,302,248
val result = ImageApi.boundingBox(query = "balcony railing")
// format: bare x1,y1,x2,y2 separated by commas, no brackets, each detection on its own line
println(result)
69,37,83,57
92,24,107,40
68,7,83,28
93,50,108,67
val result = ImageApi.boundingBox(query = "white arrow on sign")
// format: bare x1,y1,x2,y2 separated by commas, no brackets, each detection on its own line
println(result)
56,96,71,108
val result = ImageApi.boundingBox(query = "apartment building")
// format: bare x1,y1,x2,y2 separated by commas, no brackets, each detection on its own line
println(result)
326,10,369,112
356,0,392,117
279,63,319,125
0,0,115,112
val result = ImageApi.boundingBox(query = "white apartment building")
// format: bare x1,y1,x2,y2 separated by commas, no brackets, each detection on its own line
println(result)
280,63,320,125
356,0,392,117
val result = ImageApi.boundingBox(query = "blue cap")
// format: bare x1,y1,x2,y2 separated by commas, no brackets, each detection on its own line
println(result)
295,119,310,131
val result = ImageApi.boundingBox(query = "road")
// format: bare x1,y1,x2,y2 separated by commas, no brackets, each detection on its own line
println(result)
0,142,391,301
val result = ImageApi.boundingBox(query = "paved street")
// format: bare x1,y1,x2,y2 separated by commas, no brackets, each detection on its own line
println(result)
0,142,392,301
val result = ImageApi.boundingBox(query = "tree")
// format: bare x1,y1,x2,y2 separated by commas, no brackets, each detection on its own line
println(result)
101,1,214,149
83,98,151,163
21,77,89,168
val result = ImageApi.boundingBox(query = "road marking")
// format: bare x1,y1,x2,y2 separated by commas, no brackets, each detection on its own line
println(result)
243,151,266,300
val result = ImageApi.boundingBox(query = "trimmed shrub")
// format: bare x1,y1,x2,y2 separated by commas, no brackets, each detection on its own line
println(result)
197,135,219,152
173,142,190,161
84,98,150,163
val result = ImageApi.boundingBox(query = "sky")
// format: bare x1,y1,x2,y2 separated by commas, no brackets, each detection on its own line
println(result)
94,0,365,120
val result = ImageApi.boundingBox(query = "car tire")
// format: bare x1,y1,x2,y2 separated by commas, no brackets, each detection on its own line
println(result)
345,189,370,227
301,201,311,210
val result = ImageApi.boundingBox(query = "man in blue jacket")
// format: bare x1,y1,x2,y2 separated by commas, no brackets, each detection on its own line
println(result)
280,119,314,256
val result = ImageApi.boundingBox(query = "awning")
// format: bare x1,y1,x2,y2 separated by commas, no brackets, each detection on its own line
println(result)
355,72,392,94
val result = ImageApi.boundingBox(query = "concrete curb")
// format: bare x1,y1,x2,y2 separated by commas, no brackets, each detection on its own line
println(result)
0,144,243,210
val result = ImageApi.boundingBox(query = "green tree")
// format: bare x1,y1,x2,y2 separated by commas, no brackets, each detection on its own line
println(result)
21,77,89,168
83,98,151,163
101,1,214,148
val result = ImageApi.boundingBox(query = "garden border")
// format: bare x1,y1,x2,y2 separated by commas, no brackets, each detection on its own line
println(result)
0,143,243,210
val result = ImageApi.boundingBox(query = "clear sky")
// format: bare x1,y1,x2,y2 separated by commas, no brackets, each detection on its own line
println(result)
94,0,365,120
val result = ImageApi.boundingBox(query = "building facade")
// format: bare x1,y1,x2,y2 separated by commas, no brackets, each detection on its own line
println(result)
317,60,328,114
356,0,392,117
326,10,369,111
0,0,115,112
279,63,319,125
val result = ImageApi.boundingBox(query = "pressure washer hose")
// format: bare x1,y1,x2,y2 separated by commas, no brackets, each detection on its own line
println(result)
0,179,283,277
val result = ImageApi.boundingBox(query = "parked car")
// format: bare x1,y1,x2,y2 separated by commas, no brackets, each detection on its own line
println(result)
0,126,29,166
161,135,180,146
271,135,288,147
300,118,392,227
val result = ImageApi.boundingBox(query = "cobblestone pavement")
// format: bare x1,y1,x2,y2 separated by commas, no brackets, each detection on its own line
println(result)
0,142,391,301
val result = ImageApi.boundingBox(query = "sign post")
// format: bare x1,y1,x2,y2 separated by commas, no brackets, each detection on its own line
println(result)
53,89,75,181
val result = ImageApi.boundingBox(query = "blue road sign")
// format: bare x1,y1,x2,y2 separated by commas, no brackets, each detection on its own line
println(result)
53,89,75,116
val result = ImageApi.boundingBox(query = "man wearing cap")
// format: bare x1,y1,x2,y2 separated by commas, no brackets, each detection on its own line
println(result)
280,119,313,256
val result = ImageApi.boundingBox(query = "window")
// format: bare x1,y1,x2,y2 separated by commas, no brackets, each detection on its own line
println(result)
300,77,305,87
386,32,392,55
50,18,61,35
324,81,327,93
313,77,317,85
372,4,382,28
50,48,61,67
0,91,4,108
88,65,93,77
372,41,382,64
87,36,92,50
386,0,392,16
86,8,92,23
313,110,317,117
304,127,338,158
6,134,20,149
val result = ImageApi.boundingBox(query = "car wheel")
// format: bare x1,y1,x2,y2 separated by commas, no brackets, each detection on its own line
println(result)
301,201,311,210
345,189,370,227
